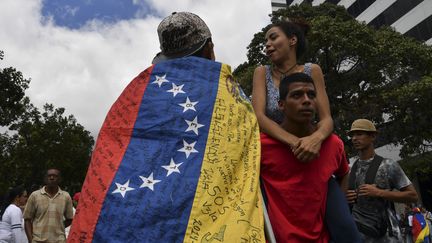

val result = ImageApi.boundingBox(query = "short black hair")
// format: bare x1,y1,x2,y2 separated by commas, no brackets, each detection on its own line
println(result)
279,72,315,100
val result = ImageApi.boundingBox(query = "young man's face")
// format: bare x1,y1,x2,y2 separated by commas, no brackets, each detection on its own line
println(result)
45,169,61,187
350,131,375,151
279,82,317,124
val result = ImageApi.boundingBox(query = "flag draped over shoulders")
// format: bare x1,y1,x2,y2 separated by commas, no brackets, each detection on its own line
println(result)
68,56,264,243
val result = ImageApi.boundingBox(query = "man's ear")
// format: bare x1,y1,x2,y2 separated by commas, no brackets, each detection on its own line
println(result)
203,41,215,61
278,100,284,111
370,133,377,142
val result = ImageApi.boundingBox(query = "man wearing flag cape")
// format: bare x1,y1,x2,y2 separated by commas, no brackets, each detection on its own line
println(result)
68,12,265,243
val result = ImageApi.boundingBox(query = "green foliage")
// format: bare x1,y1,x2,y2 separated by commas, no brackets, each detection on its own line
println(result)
235,3,432,163
0,51,94,194
0,67,30,126
233,62,255,97
0,132,17,192
399,152,432,181
382,76,432,157
5,104,94,193
399,152,432,209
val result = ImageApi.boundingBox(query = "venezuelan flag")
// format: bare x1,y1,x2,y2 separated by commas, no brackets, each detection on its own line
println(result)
413,212,431,243
68,57,264,243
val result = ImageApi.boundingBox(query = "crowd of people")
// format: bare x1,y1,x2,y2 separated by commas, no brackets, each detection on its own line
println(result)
399,205,432,243
0,11,430,243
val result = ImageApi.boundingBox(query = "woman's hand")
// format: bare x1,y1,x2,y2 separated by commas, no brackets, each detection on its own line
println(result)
292,133,323,162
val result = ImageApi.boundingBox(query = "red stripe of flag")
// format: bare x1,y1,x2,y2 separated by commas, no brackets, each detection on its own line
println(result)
68,66,153,243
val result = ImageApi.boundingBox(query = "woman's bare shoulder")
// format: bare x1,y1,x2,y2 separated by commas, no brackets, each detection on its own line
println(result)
310,63,322,71
254,65,267,72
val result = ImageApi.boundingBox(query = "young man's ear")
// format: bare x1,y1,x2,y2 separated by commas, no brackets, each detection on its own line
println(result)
203,41,215,61
278,100,284,111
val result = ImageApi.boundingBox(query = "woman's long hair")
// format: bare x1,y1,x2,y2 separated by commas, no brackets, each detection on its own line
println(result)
0,186,25,219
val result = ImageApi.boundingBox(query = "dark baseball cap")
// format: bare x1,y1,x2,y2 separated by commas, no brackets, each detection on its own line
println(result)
152,12,212,64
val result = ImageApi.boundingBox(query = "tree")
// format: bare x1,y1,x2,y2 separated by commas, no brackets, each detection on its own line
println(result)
232,62,255,98
398,151,432,209
0,132,17,192
0,50,30,126
235,3,432,160
0,51,94,194
5,104,94,193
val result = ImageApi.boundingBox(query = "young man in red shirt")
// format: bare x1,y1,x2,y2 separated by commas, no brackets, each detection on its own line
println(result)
260,72,350,242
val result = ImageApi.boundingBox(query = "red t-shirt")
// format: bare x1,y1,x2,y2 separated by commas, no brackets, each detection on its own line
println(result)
260,133,349,243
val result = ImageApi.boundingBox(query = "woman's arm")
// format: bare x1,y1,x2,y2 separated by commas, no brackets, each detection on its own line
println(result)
293,64,334,161
251,66,299,147
311,64,333,139
9,208,24,243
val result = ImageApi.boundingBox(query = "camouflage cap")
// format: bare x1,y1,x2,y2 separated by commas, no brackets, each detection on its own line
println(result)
153,12,212,64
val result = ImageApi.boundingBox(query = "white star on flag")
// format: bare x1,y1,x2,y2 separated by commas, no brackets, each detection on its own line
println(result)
185,116,204,135
162,158,183,176
177,140,198,158
152,74,169,87
179,97,198,112
167,83,185,97
112,180,135,198
139,173,161,191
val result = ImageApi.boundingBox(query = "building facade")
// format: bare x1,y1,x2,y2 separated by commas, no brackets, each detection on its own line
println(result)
271,0,432,44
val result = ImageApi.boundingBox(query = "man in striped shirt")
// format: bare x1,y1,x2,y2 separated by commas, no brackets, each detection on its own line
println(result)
23,169,74,243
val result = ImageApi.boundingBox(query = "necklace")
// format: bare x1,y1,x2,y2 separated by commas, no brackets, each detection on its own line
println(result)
273,63,298,80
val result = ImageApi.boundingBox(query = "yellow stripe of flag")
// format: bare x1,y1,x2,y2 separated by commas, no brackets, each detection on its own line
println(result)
184,64,264,242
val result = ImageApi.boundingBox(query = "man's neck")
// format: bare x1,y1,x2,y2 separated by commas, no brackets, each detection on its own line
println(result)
358,146,375,160
280,120,314,138
45,185,59,197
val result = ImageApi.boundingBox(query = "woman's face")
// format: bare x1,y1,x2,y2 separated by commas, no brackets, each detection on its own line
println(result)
17,191,28,206
265,26,296,62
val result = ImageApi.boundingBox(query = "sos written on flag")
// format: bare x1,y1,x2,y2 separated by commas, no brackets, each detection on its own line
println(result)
68,56,265,243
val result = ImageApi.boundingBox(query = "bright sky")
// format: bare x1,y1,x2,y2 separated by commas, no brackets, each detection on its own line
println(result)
0,0,271,137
